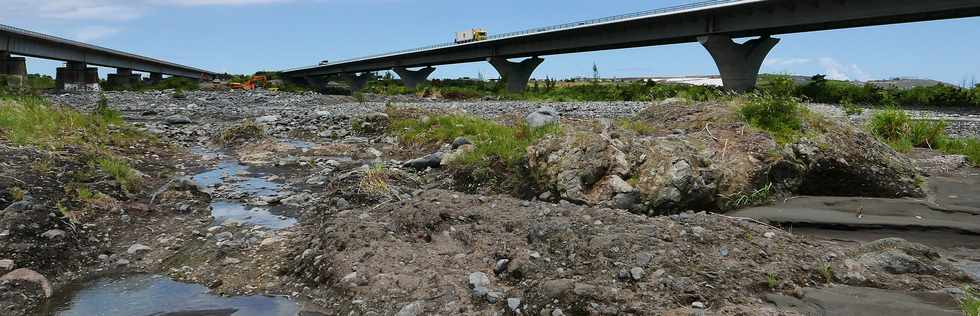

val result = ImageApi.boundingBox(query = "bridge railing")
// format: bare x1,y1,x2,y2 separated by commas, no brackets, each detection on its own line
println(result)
0,24,214,74
311,0,745,68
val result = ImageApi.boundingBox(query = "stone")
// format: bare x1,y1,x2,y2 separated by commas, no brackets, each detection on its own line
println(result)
451,137,472,149
365,147,383,158
282,193,312,206
526,106,560,128
164,114,193,125
342,272,358,283
0,268,52,297
0,259,14,271
630,267,644,281
764,232,776,238
41,229,66,240
507,298,522,311
692,301,705,309
222,257,241,265
495,259,510,274
215,232,234,241
255,115,280,124
637,253,653,266
403,153,444,171
468,272,490,289
395,300,424,316
127,243,152,254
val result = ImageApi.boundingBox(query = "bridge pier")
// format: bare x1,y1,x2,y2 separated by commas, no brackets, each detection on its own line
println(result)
489,57,543,93
344,73,371,92
1,51,28,77
393,66,436,89
56,61,100,92
698,35,779,92
146,72,164,85
107,68,141,89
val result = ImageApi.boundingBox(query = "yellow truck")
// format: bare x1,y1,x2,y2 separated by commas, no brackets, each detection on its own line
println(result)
455,29,488,44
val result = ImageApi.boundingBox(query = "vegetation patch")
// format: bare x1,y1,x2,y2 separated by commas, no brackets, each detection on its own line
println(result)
217,120,266,145
964,286,980,316
866,108,980,165
95,156,140,192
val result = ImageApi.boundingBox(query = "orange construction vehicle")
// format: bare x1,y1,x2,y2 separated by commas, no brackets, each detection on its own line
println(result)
229,75,269,90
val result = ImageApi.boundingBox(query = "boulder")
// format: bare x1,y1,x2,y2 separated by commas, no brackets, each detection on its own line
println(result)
164,114,193,125
526,106,559,128
0,268,52,298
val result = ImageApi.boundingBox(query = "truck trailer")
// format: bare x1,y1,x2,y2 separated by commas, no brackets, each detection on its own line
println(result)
455,29,488,44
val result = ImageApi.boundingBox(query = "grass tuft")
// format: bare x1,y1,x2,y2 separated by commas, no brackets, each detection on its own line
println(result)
963,286,980,316
218,120,266,145
95,156,140,191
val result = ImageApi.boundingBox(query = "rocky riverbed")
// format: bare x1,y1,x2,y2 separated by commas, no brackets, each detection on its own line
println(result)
2,90,978,315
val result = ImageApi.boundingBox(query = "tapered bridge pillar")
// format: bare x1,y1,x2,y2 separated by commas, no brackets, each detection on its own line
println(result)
56,61,100,91
488,57,544,93
107,68,141,89
0,51,28,77
698,35,779,92
147,72,164,84
392,66,436,89
344,73,371,92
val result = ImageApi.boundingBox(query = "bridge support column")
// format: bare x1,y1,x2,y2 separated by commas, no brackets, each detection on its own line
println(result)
489,57,543,93
392,66,436,89
698,35,779,92
344,73,371,92
0,51,28,77
56,61,101,92
107,68,141,89
147,72,164,84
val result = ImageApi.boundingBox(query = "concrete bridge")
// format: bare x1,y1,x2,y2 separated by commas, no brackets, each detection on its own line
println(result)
1,24,216,91
281,0,980,92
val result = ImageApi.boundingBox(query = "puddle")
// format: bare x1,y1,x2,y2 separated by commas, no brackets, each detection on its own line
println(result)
192,160,283,198
39,274,301,316
190,147,295,230
211,200,297,229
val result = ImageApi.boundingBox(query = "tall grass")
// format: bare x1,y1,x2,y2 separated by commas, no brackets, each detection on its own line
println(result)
867,108,980,165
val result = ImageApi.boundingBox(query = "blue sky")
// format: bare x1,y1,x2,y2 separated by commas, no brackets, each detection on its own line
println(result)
2,0,979,85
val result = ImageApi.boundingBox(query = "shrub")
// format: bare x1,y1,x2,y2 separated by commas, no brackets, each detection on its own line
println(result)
867,107,912,143
440,87,483,100
739,93,804,144
938,138,980,166
94,94,123,124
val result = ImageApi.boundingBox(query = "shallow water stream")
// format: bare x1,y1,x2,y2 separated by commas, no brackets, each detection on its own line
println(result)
39,274,301,316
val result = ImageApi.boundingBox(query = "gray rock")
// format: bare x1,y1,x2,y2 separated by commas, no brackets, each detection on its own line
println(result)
526,106,560,128
507,298,522,311
468,272,490,289
255,115,280,124
403,152,444,170
0,259,14,271
41,229,66,240
637,253,653,266
0,268,52,297
127,243,152,255
164,114,193,125
221,257,241,265
282,193,312,206
630,267,644,280
494,259,510,274
214,232,234,241
395,300,424,316
451,137,472,149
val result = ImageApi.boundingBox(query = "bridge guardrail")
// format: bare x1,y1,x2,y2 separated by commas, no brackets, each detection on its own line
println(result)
307,0,745,69
0,24,214,74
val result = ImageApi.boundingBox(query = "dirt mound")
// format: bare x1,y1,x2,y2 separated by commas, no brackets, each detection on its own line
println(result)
283,190,964,315
527,101,923,214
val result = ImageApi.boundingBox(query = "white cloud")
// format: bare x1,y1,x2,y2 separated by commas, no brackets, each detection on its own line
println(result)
73,26,122,42
764,57,812,67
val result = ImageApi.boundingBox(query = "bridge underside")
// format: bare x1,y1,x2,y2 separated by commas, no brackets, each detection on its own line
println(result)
283,0,980,92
